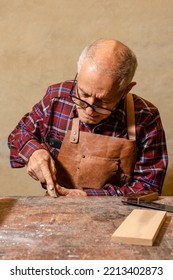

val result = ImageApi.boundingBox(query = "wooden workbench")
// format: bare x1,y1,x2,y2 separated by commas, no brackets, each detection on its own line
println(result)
0,196,172,260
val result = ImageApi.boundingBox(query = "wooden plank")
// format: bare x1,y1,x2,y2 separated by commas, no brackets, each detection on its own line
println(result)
112,209,167,246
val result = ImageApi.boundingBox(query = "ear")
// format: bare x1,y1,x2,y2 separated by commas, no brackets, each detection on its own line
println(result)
124,81,136,94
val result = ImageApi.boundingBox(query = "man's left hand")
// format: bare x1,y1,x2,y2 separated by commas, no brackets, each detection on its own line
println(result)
55,185,87,197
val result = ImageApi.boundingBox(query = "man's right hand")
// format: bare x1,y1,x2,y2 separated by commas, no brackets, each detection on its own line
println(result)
26,149,57,197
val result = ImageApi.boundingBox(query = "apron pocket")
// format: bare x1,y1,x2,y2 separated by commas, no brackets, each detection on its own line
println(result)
77,155,120,189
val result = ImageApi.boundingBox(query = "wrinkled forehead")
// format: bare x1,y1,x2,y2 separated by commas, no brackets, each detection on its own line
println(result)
78,52,121,81
77,66,122,102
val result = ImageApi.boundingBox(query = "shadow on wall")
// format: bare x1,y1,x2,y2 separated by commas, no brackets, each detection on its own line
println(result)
0,198,17,225
162,171,173,196
162,146,173,196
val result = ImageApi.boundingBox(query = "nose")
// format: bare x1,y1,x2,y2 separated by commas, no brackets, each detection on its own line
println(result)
84,97,95,114
85,105,94,115
87,96,95,106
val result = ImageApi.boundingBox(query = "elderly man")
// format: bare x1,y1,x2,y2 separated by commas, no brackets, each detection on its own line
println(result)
8,39,168,197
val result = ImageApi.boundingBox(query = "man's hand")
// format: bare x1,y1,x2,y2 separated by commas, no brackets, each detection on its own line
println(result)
26,149,57,197
56,185,87,197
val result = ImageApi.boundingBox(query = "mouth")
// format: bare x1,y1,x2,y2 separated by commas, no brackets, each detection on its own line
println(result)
77,107,103,123
83,111,100,120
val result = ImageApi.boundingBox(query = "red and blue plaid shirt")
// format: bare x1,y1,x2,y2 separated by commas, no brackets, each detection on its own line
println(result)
8,80,168,196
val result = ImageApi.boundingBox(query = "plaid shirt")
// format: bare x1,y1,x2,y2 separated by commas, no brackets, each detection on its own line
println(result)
8,80,168,196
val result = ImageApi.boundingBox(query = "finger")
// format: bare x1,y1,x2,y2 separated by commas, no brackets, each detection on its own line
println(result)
66,190,79,197
27,170,39,181
47,185,57,198
45,157,57,197
26,163,39,181
41,183,59,198
29,167,46,184
66,190,87,197
49,157,57,183
41,164,57,197
28,166,57,197
55,185,69,196
27,161,46,183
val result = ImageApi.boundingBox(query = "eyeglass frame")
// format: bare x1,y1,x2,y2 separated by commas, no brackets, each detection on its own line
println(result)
69,73,120,115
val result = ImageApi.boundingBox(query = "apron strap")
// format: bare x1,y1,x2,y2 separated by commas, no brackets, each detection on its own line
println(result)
126,93,136,141
70,117,80,143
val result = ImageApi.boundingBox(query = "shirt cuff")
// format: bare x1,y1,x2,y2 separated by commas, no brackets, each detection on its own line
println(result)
19,139,47,163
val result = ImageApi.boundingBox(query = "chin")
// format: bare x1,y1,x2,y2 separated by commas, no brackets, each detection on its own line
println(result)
77,110,106,124
79,114,103,124
83,119,99,124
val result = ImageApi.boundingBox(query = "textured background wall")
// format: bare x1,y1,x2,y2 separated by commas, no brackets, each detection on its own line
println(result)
0,0,172,196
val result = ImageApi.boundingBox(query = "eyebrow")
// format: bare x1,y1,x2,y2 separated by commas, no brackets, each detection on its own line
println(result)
78,86,91,96
78,86,113,102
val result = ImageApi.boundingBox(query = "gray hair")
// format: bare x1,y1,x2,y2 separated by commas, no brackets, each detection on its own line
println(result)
77,39,138,91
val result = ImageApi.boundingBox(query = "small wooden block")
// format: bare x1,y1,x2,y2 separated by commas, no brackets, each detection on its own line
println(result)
124,191,158,203
137,192,158,203
112,209,166,246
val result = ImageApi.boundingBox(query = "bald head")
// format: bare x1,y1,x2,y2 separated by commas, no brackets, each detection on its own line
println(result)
77,39,137,91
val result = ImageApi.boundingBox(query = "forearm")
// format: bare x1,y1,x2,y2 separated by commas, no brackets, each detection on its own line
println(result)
8,111,44,167
85,155,168,196
85,181,161,197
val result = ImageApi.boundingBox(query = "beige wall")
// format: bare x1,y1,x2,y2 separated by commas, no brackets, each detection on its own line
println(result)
0,0,173,196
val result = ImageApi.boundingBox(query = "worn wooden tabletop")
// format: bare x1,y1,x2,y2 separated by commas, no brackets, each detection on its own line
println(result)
0,196,173,260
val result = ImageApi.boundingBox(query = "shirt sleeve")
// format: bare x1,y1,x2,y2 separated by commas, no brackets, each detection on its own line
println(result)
123,111,168,195
85,110,168,196
85,184,123,196
8,88,51,167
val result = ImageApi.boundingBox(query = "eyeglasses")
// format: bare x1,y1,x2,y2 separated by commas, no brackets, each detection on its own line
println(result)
69,74,115,115
70,94,115,115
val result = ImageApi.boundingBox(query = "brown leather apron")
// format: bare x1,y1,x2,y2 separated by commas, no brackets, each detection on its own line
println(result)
55,93,136,190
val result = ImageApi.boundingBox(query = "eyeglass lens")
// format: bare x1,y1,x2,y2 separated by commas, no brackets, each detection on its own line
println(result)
71,96,112,115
